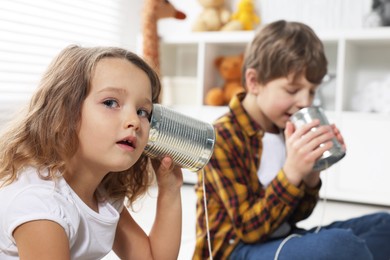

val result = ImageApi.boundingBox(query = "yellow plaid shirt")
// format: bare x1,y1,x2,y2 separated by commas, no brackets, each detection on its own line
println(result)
193,93,321,259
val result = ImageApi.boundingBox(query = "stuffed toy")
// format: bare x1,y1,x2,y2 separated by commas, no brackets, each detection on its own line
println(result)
365,0,390,27
205,54,244,106
222,0,260,31
142,0,186,103
375,0,390,26
142,0,186,73
351,75,390,113
192,0,231,31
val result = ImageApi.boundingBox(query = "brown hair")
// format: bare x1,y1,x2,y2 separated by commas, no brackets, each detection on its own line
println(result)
0,45,161,205
242,20,328,87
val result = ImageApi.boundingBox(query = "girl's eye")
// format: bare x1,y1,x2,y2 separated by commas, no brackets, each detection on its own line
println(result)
103,99,119,108
137,109,151,120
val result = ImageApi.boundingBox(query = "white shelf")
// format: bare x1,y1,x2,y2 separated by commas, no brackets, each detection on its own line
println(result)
161,27,390,44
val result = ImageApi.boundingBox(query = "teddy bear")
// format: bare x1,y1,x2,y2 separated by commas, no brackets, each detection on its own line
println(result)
192,0,231,31
205,54,245,106
221,0,260,31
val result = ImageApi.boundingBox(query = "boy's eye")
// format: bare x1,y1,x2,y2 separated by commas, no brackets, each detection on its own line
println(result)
103,99,119,108
286,88,298,94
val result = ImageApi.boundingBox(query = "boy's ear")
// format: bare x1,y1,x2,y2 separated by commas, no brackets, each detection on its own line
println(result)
245,68,260,94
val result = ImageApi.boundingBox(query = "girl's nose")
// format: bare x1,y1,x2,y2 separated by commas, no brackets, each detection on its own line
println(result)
124,111,140,130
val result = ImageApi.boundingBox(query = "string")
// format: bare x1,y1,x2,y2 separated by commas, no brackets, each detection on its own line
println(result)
201,168,213,260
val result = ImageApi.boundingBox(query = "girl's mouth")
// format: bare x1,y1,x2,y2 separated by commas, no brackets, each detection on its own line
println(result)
117,136,137,150
117,140,135,148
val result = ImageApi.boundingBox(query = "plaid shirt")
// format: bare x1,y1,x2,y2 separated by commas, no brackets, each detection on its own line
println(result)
193,93,321,259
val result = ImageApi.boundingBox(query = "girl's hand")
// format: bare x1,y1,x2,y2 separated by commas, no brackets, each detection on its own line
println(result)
114,157,183,260
283,120,335,186
151,157,183,192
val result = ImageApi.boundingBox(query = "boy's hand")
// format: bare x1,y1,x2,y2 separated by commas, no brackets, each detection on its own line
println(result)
331,123,347,151
283,120,335,187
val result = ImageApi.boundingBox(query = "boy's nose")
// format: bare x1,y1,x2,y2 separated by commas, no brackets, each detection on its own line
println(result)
296,92,312,109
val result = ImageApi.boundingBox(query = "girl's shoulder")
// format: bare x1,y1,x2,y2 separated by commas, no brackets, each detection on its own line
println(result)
0,167,56,194
0,167,69,200
0,167,81,242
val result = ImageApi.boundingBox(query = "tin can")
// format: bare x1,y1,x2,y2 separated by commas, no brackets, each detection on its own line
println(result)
290,106,346,171
144,104,215,172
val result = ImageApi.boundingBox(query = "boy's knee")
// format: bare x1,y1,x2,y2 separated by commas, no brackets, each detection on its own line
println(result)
361,212,390,229
326,229,361,244
373,212,390,223
318,229,372,259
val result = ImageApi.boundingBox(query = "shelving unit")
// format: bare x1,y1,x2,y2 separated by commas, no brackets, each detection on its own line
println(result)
159,28,390,206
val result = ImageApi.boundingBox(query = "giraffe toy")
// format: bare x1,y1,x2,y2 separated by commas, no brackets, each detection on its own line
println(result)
142,0,186,74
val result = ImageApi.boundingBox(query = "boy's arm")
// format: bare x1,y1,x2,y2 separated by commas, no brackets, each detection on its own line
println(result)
206,136,307,243
289,122,346,221
204,118,327,243
288,179,321,223
14,220,70,260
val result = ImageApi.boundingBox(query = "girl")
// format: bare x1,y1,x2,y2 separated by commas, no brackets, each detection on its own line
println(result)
0,45,183,259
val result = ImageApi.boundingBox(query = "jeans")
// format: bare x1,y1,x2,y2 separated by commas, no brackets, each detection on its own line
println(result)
229,212,390,260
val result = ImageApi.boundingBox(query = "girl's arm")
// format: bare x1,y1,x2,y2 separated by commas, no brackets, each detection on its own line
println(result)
113,157,183,260
13,220,70,260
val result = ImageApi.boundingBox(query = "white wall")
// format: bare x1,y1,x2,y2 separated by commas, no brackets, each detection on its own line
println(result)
120,0,143,51
0,0,143,127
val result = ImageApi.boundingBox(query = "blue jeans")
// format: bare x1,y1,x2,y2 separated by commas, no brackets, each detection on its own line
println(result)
229,212,390,260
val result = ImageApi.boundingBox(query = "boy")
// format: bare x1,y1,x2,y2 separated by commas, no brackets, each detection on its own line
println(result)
193,20,390,260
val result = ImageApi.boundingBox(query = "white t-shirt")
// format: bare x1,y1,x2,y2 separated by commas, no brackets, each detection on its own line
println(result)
257,132,291,238
257,132,286,187
0,167,124,260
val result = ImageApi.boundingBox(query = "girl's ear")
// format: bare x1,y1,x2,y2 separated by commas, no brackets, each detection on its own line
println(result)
245,68,261,95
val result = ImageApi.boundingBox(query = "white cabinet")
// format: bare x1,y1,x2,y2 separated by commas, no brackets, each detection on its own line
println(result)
322,113,390,206
159,28,390,206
